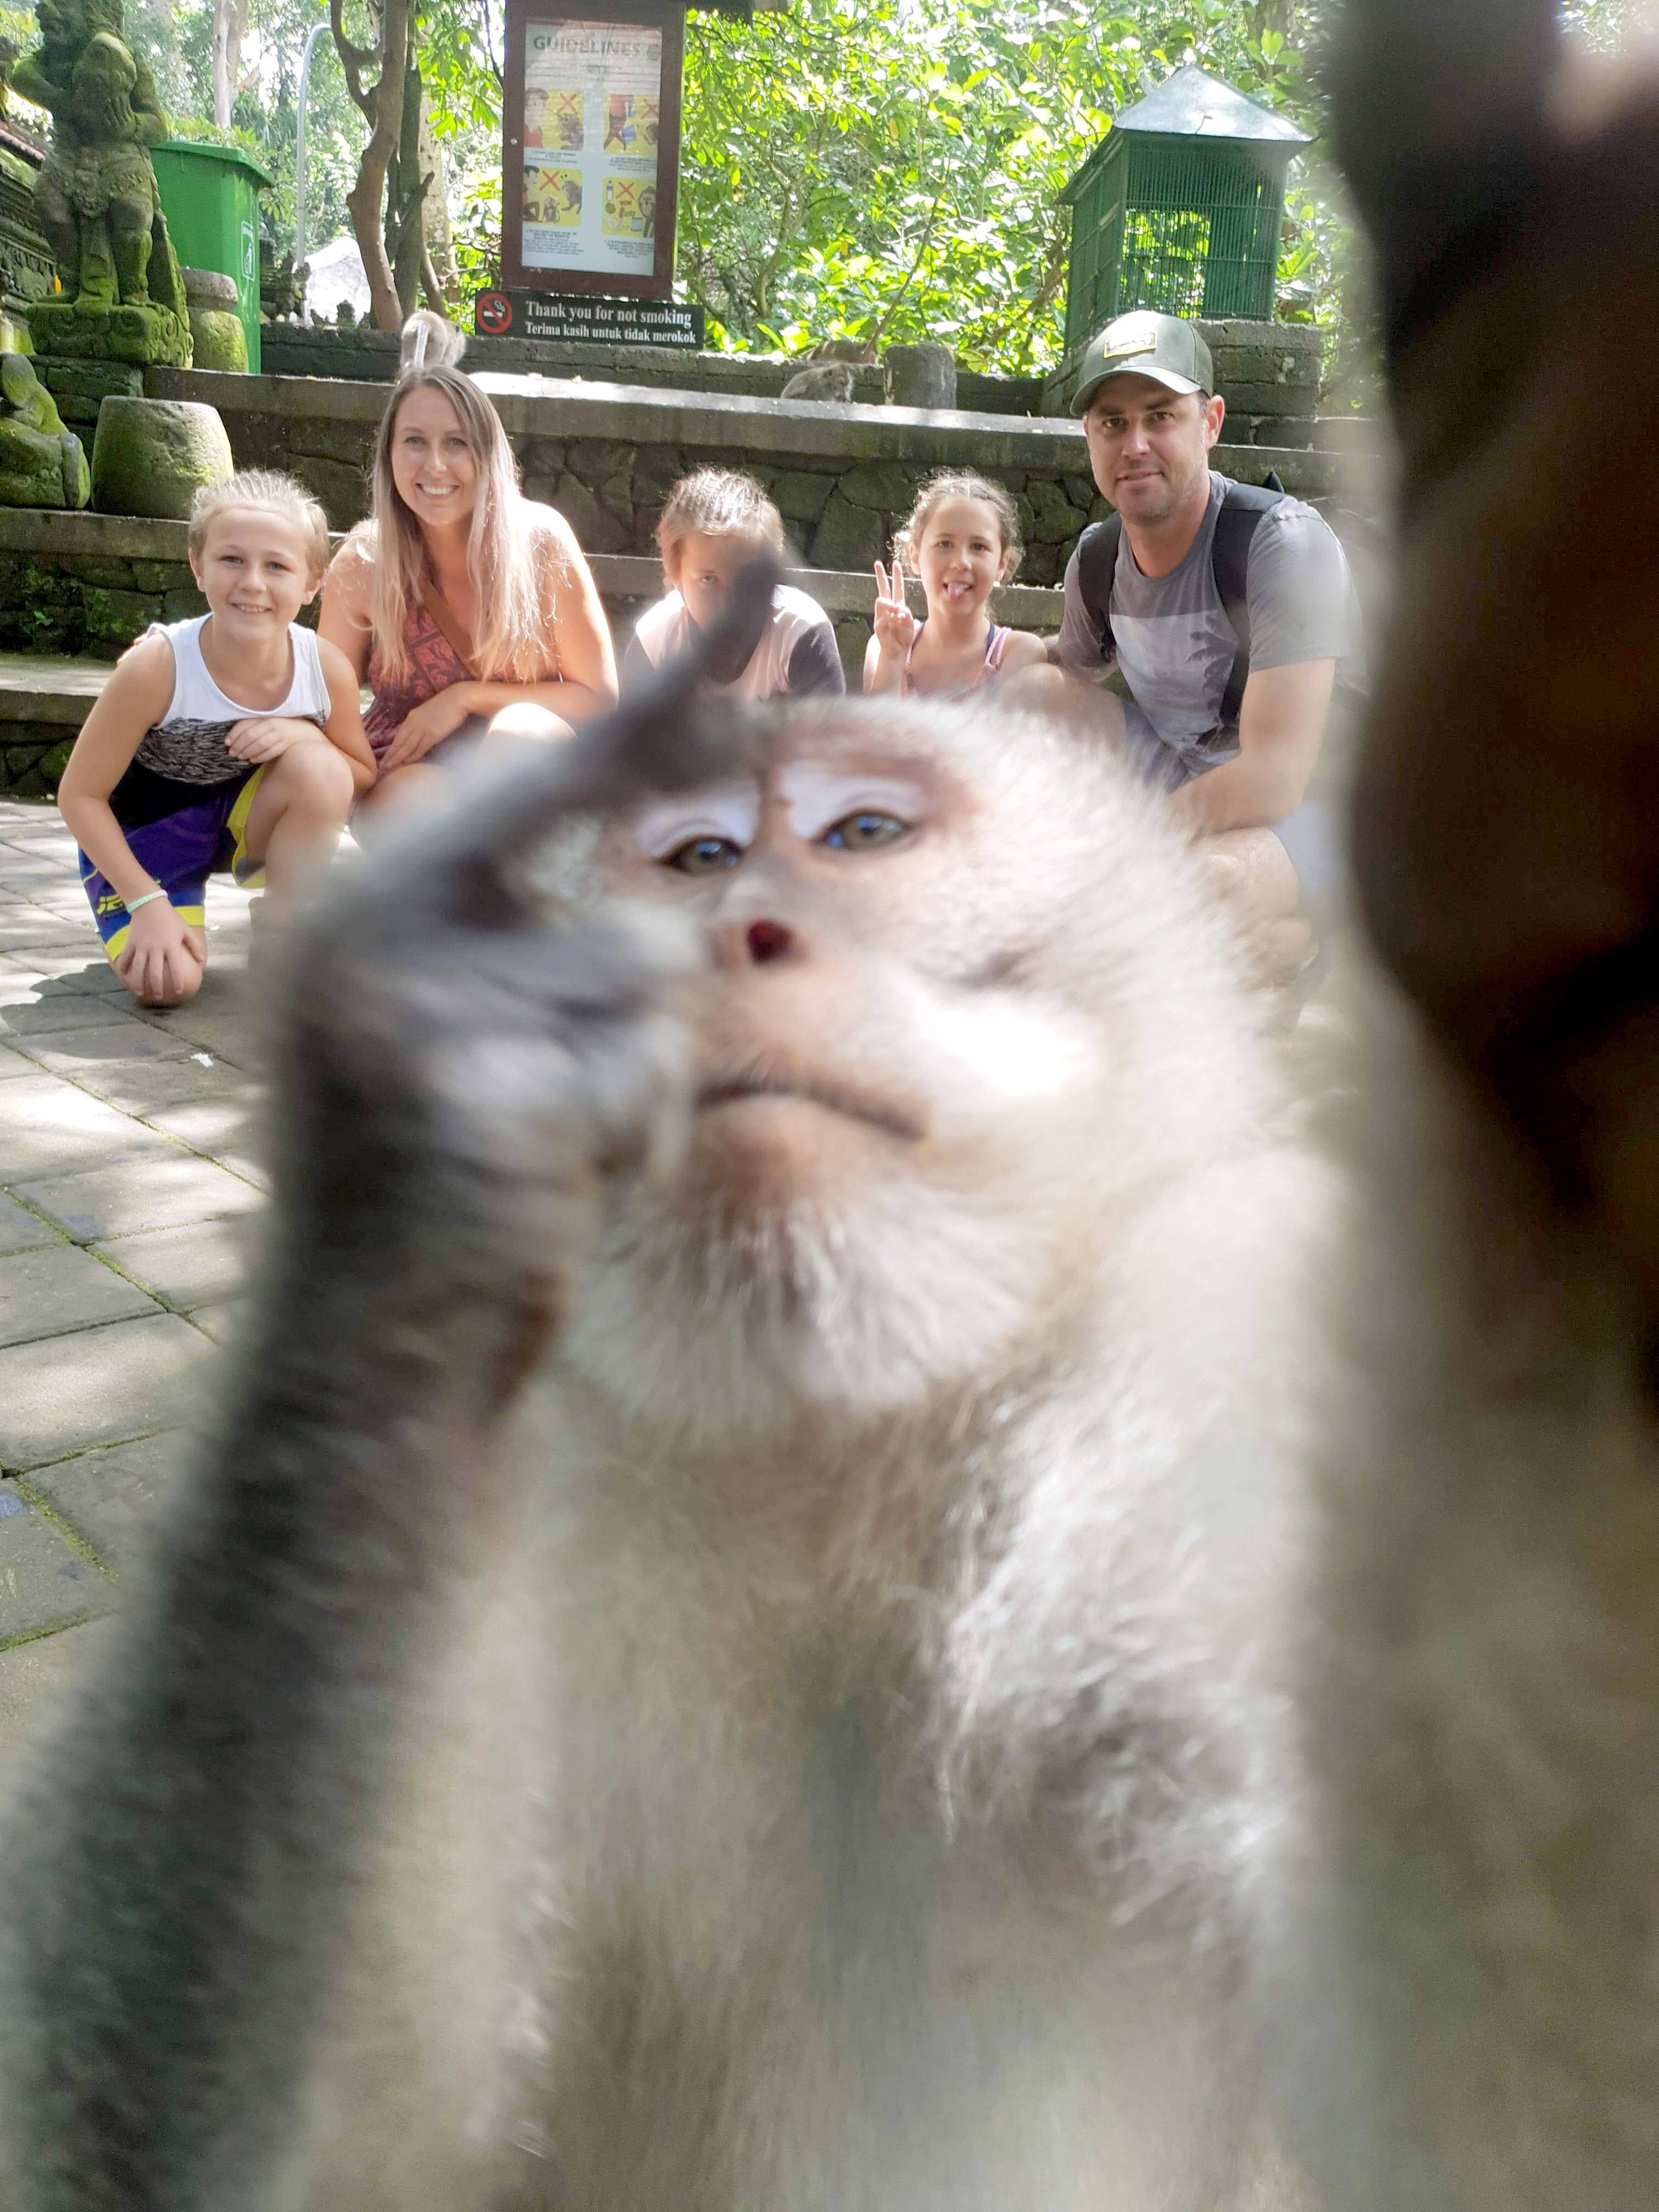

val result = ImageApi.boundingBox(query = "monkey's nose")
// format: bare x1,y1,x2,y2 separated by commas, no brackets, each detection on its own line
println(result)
747,920,792,964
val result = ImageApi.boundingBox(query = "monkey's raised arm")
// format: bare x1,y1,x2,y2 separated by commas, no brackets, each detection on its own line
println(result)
0,579,772,2207
1332,0,1659,1345
1326,0,1557,350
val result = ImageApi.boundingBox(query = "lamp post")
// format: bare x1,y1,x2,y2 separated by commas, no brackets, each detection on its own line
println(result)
293,19,332,280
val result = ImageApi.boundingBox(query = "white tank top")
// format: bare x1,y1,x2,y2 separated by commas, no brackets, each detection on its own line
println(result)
132,614,333,786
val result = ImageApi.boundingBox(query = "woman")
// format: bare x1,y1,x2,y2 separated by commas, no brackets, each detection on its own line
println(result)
320,310,617,818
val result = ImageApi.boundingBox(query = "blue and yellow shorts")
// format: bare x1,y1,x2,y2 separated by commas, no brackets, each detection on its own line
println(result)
79,766,268,961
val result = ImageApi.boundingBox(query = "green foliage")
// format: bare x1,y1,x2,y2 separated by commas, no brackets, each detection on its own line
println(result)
678,0,1340,377
120,0,371,254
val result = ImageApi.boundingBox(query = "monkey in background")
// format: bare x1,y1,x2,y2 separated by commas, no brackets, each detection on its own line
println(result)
0,628,1325,2204
1259,2,1659,2209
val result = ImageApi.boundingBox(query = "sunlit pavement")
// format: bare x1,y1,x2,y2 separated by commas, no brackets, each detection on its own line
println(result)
0,796,271,1784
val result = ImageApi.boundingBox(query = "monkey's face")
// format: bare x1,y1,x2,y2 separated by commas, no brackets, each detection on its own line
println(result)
563,700,1276,1438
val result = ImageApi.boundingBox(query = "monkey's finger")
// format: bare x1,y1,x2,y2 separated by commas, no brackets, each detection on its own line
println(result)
354,558,780,934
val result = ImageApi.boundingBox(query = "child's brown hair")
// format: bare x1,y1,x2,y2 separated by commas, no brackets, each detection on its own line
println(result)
892,471,1023,580
188,469,332,581
656,467,786,571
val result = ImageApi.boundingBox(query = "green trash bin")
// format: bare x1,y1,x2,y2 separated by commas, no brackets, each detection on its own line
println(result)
151,141,272,373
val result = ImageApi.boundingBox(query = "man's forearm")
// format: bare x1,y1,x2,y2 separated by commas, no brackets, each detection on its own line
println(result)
1174,748,1308,835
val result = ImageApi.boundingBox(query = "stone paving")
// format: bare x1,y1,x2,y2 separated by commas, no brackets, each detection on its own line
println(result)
0,795,270,1781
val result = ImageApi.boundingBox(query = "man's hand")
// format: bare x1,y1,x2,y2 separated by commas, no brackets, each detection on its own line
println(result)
114,896,203,1007
379,684,479,773
225,716,328,765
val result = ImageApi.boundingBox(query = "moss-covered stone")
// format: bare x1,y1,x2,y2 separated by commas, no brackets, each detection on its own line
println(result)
0,354,90,508
833,613,872,680
599,450,635,527
131,559,193,593
82,584,163,649
162,584,207,622
92,397,232,519
72,557,137,589
770,468,836,525
38,739,73,790
188,309,248,375
810,494,882,571
837,460,917,512
32,298,191,368
1025,477,1090,543
553,471,630,555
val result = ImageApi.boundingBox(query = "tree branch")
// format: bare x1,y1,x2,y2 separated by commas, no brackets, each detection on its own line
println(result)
341,0,413,333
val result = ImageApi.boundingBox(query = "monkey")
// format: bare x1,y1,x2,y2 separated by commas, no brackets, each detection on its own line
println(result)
0,567,1326,2206
1251,3,1659,2209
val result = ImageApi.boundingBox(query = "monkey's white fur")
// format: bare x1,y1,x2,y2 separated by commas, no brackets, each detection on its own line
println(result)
0,700,1328,2209
275,702,1324,2206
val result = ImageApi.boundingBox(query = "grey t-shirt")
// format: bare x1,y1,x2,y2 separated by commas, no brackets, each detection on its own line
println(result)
1055,472,1361,787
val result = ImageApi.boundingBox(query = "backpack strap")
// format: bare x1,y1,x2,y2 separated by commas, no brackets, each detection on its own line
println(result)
1213,472,1285,726
1073,514,1122,664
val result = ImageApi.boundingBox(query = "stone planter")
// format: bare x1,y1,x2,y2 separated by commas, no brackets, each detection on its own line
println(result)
91,395,233,518
181,268,248,375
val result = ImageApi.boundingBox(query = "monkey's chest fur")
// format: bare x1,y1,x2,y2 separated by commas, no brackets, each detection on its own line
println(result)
429,1419,1267,2212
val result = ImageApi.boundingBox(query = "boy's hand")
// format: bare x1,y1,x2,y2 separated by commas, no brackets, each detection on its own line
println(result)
115,896,203,1008
226,717,326,765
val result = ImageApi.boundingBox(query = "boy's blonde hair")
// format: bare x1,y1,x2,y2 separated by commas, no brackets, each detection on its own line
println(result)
188,469,332,580
367,310,564,684
892,471,1023,579
657,468,786,572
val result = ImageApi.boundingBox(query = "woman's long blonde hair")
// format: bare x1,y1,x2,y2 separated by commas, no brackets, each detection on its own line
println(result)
368,311,560,682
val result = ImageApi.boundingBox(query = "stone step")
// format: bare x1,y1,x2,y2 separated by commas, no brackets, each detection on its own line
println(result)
0,546,1065,799
0,654,113,726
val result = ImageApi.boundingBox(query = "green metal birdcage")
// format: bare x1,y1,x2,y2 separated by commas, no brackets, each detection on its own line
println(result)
1059,65,1313,352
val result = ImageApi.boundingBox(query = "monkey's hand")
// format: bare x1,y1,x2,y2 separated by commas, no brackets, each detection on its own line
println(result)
268,621,761,1425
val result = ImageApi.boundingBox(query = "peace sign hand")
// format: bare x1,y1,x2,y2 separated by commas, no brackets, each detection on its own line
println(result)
871,559,918,663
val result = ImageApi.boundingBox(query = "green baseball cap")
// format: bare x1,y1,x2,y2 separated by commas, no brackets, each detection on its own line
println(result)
1072,311,1214,414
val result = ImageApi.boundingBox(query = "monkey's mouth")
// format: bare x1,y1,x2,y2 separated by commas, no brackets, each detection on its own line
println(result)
696,1076,922,1143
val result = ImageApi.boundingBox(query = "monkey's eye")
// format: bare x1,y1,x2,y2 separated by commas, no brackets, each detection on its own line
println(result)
820,810,909,852
663,835,743,875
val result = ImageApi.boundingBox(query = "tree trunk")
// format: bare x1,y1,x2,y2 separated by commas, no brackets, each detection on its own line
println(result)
211,0,247,129
386,54,428,318
334,0,413,335
419,93,460,304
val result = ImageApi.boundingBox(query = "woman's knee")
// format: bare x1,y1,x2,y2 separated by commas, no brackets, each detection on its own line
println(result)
486,703,574,746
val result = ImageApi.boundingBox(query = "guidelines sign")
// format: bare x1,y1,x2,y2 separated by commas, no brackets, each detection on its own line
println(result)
521,20,661,279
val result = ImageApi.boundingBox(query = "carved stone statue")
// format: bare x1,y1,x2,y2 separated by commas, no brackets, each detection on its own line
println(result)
0,350,89,506
14,0,190,365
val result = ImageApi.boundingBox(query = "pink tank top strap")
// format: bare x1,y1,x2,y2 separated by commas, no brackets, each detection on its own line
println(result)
983,622,1010,673
901,620,924,699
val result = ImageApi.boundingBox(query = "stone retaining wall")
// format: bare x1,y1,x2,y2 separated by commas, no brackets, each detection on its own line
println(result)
259,316,1313,436
145,366,1340,592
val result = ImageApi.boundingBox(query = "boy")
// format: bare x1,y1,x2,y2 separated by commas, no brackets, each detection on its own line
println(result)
58,469,375,1008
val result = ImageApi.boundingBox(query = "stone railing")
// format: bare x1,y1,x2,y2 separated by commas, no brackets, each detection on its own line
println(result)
144,366,1342,594
258,313,1322,439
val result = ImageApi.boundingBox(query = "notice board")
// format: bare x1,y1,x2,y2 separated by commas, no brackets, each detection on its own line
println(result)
501,0,686,299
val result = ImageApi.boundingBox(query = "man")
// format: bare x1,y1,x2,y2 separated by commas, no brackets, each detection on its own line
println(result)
1043,311,1361,924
